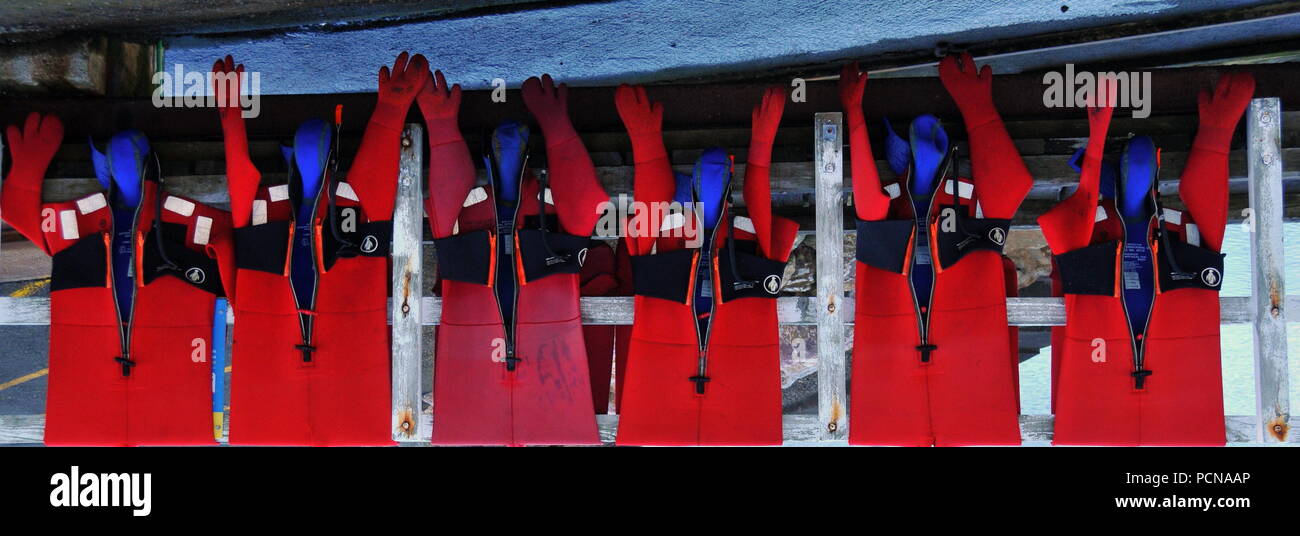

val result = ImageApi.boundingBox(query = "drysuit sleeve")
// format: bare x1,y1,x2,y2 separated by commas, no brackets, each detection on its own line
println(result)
745,86,799,262
205,210,239,304
614,84,675,256
522,74,608,236
418,69,475,239
1038,102,1115,255
1179,73,1255,252
839,63,891,221
212,56,260,229
348,52,429,222
1,112,64,255
938,53,1031,219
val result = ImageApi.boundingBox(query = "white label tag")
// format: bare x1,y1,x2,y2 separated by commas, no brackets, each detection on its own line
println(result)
1185,223,1201,246
1123,271,1141,290
659,212,685,232
1095,206,1109,222
251,200,268,226
59,210,79,240
193,216,213,245
335,182,359,202
164,196,196,217
975,201,984,219
268,184,290,202
76,193,107,215
542,187,553,205
914,245,931,265
1162,208,1182,225
944,180,974,199
733,216,755,234
884,183,901,199
463,187,487,207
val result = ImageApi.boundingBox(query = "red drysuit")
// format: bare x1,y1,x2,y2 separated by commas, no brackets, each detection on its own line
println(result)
214,53,427,445
843,56,1028,446
2,113,235,446
1039,73,1253,446
613,85,799,446
420,72,608,445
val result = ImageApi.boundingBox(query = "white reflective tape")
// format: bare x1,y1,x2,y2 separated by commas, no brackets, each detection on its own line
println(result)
975,201,984,219
659,212,685,232
76,193,107,215
251,200,268,226
1095,206,1109,222
268,184,289,202
1162,208,1182,225
164,196,196,217
193,216,213,245
884,183,901,199
335,182,359,202
542,188,553,205
1185,223,1201,246
463,187,487,207
944,180,974,199
733,215,756,234
59,210,79,240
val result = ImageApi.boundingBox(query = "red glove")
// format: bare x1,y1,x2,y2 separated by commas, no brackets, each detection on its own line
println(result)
614,84,666,163
838,62,889,221
1193,72,1255,153
417,69,463,147
212,55,261,227
523,74,578,145
373,51,430,131
2,112,64,253
938,52,997,129
747,86,785,166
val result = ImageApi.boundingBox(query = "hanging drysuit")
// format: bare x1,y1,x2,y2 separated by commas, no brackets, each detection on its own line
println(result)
214,53,426,445
613,85,799,446
1039,73,1253,446
2,116,235,446
421,73,608,445
841,56,1028,446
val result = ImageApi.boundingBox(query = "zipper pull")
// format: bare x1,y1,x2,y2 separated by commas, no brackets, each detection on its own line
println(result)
504,339,520,372
115,354,136,377
689,349,710,394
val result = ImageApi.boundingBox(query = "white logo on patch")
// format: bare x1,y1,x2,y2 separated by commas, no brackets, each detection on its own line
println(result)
1200,267,1221,287
763,274,782,294
361,235,379,254
185,267,206,284
988,227,1006,246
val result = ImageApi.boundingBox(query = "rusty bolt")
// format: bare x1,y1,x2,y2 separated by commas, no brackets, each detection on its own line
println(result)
402,301,411,315
827,422,838,433
401,420,412,431
824,162,835,173
1272,306,1281,318
1273,424,1284,435
1263,152,1275,165
1261,111,1273,125
828,302,836,314
401,136,412,148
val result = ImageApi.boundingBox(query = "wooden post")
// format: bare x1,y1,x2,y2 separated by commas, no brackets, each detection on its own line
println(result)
390,124,425,442
814,113,847,440
1246,98,1291,443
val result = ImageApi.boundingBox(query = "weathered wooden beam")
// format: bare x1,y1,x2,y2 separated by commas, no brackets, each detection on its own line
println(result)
3,295,1295,327
3,413,1298,445
814,113,847,440
1247,98,1291,444
390,124,425,442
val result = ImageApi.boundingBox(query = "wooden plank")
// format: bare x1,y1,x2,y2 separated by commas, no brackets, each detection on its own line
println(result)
814,113,847,440
5,413,1297,445
390,124,425,442
5,295,1297,327
1247,98,1292,443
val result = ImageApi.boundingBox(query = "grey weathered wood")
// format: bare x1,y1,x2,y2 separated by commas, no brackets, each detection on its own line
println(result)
5,295,1296,327
814,113,847,440
1246,98,1291,443
390,124,425,442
